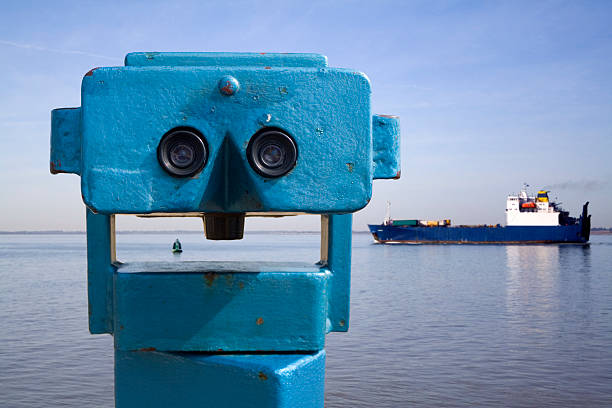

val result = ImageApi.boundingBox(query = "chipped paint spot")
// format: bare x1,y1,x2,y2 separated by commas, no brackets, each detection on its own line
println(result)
50,161,71,174
279,86,288,96
218,75,239,96
264,66,271,70
339,319,346,327
220,81,234,95
119,325,124,330
138,347,157,352
204,273,218,287
84,67,99,77
258,372,268,381
225,274,234,285
239,281,245,289
346,163,354,172
393,170,401,179
257,113,272,126
256,317,264,325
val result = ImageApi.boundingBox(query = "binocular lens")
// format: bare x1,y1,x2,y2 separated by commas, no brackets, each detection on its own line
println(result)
247,128,297,178
260,144,285,168
158,128,208,177
169,144,195,168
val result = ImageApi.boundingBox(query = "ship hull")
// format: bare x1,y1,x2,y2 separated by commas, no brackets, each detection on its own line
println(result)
368,224,589,244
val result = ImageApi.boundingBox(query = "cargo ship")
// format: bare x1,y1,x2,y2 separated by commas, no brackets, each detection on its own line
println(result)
368,187,591,244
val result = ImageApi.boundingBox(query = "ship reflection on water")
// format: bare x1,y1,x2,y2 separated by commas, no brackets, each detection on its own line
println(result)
506,245,561,334
505,243,592,337
327,237,611,407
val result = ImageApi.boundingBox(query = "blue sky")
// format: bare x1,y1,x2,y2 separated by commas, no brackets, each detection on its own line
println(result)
0,0,611,231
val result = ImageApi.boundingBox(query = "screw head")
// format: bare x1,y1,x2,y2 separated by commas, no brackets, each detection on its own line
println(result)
218,75,240,96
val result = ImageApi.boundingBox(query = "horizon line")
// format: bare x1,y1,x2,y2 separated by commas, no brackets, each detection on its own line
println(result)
0,229,374,235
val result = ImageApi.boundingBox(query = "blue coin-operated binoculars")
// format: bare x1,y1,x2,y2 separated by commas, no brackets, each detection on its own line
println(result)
50,52,400,407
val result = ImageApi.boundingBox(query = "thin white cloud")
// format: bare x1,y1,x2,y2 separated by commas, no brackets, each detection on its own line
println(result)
0,39,116,60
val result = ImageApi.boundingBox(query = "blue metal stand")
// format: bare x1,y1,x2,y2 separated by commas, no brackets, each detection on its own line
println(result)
51,52,401,407
86,211,352,407
115,350,325,408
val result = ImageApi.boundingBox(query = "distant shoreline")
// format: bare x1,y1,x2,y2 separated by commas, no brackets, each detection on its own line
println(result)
1,229,609,235
0,230,373,235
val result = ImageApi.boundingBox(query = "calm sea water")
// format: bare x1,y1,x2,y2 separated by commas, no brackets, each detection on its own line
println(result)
1,232,611,407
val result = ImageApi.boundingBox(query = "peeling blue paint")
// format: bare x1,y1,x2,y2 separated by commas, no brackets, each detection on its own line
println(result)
373,114,401,179
50,108,81,175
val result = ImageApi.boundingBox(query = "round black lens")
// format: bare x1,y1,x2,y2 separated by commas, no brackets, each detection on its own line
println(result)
260,144,284,168
169,143,195,168
157,128,208,177
247,128,297,178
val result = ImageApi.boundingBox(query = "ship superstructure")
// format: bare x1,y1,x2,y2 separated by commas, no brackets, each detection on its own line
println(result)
506,186,581,227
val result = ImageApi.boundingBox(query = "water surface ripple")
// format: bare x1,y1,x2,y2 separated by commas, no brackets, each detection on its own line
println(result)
1,233,611,407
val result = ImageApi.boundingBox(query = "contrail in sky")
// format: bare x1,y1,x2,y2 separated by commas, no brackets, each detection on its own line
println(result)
0,39,116,60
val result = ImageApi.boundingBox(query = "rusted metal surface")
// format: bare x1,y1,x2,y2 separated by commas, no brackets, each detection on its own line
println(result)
218,75,240,96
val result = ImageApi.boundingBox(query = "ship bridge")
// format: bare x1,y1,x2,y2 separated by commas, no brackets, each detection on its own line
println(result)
506,188,559,226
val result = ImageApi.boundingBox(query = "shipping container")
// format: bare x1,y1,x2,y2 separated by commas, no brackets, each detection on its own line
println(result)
392,219,419,226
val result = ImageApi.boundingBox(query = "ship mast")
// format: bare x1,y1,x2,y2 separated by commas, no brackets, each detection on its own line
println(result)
384,201,391,225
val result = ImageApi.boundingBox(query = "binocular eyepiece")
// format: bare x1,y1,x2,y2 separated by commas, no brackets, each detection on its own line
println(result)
157,127,297,180
51,52,402,244
157,127,298,239
157,128,208,178
247,128,297,178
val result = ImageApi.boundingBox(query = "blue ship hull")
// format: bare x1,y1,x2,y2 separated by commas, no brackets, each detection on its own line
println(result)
368,224,589,244
369,201,591,244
